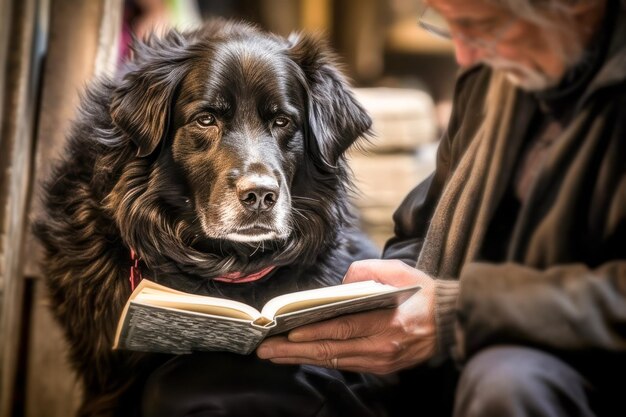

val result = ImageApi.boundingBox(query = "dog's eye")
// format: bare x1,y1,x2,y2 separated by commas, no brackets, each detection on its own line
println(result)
273,116,290,128
196,113,216,128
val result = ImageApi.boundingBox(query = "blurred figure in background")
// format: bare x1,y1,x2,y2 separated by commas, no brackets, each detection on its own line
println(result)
119,0,201,64
258,0,626,416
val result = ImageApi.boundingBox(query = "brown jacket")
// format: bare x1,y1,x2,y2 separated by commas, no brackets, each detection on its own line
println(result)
383,8,626,365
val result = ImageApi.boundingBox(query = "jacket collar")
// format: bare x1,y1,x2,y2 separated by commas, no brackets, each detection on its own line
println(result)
581,4,626,103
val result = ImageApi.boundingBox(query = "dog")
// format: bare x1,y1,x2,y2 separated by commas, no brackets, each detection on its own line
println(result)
34,19,378,417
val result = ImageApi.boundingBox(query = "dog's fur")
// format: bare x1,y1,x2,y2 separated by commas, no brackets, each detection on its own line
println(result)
34,19,377,416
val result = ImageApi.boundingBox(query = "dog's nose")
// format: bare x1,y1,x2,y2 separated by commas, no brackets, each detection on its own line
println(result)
237,176,279,213
238,187,279,212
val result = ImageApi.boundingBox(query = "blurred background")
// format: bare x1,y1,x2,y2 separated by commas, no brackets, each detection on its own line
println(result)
0,0,458,416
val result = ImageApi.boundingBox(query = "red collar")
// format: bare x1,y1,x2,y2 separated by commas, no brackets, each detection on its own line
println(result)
130,248,143,291
213,266,276,283
129,249,275,290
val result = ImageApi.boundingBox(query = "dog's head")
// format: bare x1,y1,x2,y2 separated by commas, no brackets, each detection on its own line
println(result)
106,20,371,280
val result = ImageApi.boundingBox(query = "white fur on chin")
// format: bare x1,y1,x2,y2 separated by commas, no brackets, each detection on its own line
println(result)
225,231,279,242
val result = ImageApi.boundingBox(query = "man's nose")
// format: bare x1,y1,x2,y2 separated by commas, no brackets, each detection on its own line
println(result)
452,37,483,68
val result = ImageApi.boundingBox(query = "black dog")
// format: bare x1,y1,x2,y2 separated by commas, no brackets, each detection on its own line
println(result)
35,19,377,416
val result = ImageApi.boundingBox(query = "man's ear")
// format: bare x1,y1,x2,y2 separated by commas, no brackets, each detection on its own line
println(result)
110,32,191,157
288,33,371,168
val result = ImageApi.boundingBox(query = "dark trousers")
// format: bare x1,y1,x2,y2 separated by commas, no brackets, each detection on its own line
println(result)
141,352,389,417
454,346,625,417
141,346,624,417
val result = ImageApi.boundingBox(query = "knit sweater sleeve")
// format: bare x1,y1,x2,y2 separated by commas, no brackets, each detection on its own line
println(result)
432,279,461,362
457,261,626,360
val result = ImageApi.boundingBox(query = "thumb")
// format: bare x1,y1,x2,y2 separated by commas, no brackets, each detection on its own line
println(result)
343,259,429,287
342,259,381,284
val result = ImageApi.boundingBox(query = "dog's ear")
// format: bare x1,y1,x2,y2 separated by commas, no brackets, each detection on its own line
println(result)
110,32,191,157
288,33,371,168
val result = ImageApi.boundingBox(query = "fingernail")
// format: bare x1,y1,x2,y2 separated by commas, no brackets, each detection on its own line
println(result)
256,345,271,358
288,330,303,341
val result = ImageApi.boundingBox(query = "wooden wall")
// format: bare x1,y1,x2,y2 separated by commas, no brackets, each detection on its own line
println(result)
1,0,121,416
0,0,45,415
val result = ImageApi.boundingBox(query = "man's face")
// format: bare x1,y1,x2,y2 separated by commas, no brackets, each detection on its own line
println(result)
426,0,583,91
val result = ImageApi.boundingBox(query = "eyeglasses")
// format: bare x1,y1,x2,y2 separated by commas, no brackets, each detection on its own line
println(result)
418,5,516,51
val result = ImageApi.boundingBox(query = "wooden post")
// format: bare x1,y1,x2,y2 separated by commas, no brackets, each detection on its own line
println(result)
22,0,121,415
0,0,46,415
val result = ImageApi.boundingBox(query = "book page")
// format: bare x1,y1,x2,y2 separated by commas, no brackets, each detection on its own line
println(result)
134,291,261,321
260,280,400,318
267,285,420,336
127,279,262,320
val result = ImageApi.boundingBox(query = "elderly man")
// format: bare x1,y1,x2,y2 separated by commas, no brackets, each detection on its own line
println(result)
258,0,626,416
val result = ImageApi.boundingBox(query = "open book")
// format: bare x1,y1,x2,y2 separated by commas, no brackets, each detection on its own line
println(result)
113,279,421,355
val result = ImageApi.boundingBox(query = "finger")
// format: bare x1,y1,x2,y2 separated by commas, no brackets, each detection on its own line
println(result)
266,355,349,369
343,259,427,287
257,337,343,360
266,342,436,375
287,308,394,342
256,335,289,356
257,334,389,361
341,259,380,284
267,355,400,375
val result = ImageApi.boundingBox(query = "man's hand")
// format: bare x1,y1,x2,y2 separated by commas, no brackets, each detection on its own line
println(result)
256,259,437,375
